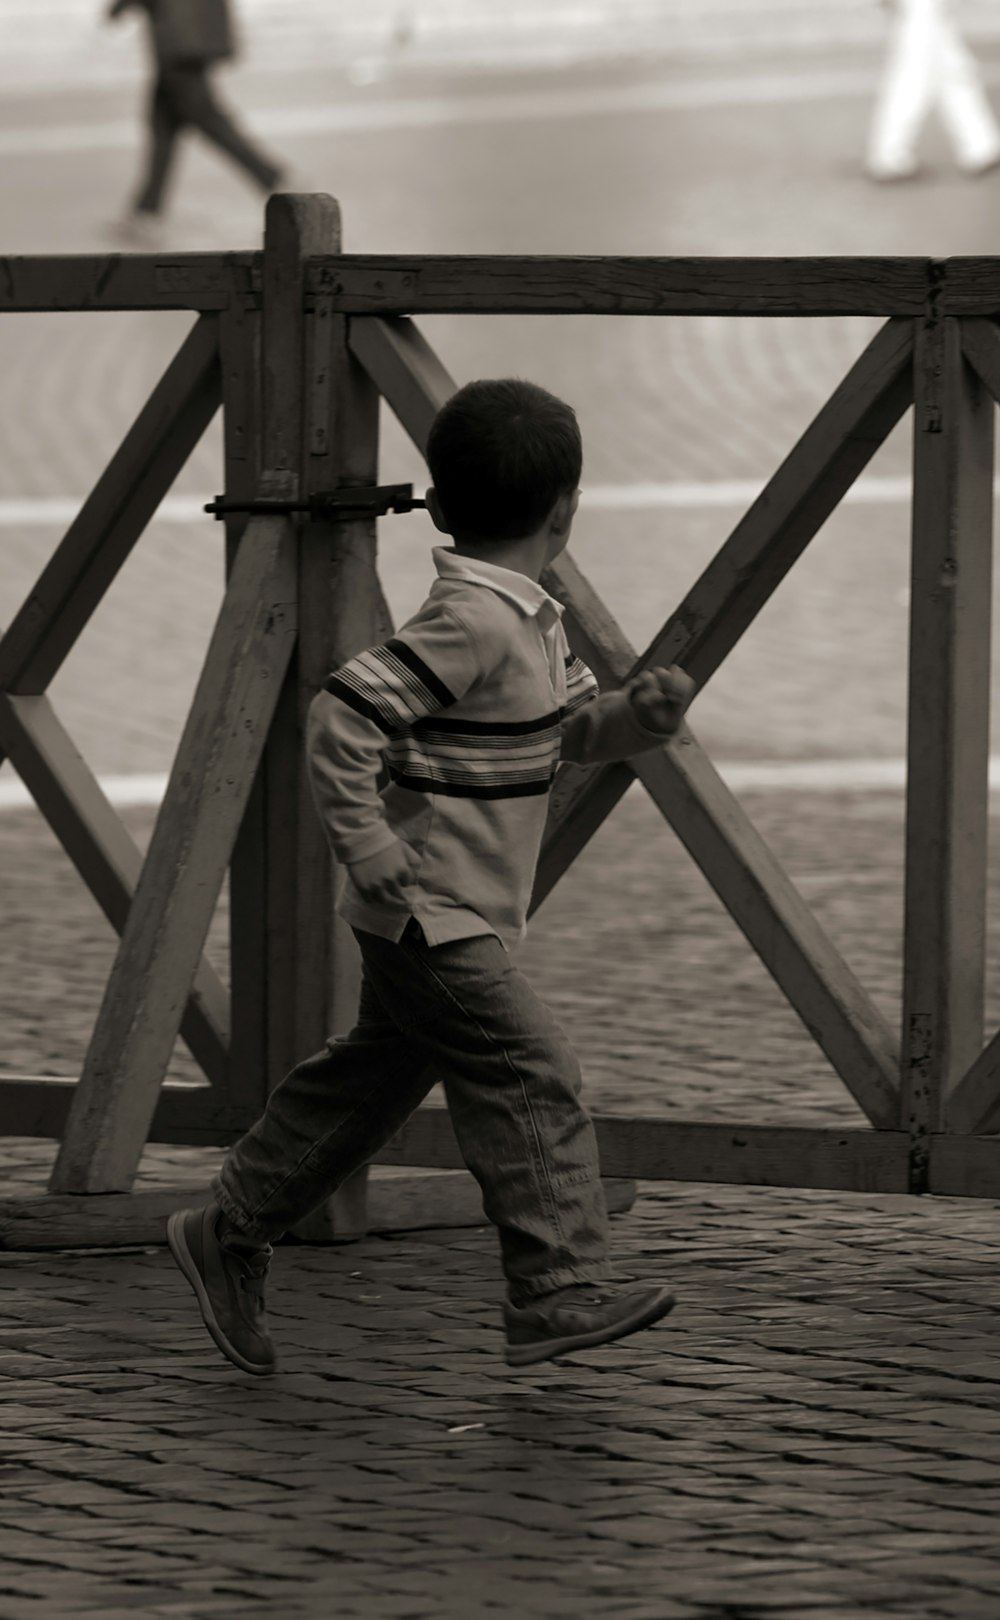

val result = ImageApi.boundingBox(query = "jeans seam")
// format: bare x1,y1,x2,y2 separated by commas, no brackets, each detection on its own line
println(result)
245,1077,389,1227
413,950,567,1250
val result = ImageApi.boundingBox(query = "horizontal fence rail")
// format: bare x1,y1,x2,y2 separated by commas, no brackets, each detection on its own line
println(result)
5,253,1000,316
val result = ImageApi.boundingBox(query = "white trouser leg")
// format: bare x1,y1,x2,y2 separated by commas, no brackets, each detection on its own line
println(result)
932,15,1000,168
866,0,937,175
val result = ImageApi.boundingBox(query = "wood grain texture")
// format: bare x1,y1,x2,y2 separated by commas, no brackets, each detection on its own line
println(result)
253,194,340,1096
8,248,1000,318
937,259,1000,316
0,253,259,311
47,515,298,1194
903,319,994,1159
220,299,269,1117
928,1133,1000,1198
0,1077,251,1146
314,256,933,316
348,316,456,445
958,316,1000,405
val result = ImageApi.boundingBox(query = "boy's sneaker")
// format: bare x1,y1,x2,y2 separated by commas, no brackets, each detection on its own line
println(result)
504,1281,676,1367
166,1202,276,1376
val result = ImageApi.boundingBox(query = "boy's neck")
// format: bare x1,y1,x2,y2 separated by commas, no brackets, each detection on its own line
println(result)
451,532,555,583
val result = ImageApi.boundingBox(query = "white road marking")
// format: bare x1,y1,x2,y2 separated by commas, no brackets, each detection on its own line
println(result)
0,64,890,157
0,496,209,526
0,477,919,528
7,758,1000,812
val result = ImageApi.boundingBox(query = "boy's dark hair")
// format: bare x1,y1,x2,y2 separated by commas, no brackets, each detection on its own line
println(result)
426,378,582,543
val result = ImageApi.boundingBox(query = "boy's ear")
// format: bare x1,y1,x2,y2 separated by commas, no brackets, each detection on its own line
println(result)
426,488,451,535
551,488,580,534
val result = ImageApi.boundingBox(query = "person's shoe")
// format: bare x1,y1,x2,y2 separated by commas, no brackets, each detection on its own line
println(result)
107,212,168,249
504,1281,676,1367
166,1202,276,1376
865,160,921,183
963,151,1000,178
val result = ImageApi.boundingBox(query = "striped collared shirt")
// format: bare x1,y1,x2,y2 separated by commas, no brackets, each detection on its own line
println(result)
307,546,670,949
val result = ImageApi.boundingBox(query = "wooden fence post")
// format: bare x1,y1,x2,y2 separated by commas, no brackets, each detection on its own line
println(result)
903,316,993,1186
229,195,383,1235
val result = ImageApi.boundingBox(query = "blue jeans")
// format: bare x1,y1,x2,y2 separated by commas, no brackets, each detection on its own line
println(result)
213,922,612,1302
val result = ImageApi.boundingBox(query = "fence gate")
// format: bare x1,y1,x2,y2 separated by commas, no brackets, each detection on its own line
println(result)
2,197,1000,1247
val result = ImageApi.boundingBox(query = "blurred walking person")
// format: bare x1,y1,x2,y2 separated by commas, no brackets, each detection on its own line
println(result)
866,0,1000,180
108,0,286,243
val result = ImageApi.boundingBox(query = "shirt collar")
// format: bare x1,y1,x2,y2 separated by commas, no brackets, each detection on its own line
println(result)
432,546,564,632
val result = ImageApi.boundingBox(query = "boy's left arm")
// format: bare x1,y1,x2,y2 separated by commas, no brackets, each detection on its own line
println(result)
559,662,695,766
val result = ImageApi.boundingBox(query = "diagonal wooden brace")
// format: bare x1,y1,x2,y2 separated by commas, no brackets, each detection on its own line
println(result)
348,315,456,447
948,1029,1000,1136
958,316,1000,406
48,514,298,1194
0,689,228,1086
0,314,221,696
535,557,900,1127
630,735,899,1129
536,316,916,898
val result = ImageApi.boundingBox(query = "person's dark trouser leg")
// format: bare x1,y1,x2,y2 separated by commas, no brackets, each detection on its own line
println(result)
357,926,612,1305
170,64,283,191
134,74,182,215
212,963,436,1243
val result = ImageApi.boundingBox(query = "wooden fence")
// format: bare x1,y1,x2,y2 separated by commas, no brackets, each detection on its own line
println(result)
2,195,1000,1230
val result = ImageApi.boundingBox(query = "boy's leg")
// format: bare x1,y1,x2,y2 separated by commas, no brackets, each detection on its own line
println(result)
212,966,436,1244
358,925,674,1364
168,962,435,1374
356,924,613,1304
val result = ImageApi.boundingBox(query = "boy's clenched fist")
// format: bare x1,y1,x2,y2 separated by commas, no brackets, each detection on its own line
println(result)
627,664,696,736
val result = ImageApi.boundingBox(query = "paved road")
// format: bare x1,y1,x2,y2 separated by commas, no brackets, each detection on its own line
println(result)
4,1145,1000,1619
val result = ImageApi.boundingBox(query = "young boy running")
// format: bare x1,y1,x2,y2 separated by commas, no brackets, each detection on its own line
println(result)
167,378,695,1374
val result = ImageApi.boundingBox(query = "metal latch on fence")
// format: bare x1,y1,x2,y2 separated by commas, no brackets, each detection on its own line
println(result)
204,483,427,520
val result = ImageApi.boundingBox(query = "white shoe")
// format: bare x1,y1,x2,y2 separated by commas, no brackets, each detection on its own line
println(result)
961,151,1000,177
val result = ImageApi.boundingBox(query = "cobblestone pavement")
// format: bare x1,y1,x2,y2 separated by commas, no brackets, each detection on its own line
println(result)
3,1159,1000,1619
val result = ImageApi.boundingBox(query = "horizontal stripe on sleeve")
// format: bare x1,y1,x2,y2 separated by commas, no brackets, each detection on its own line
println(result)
323,637,459,734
